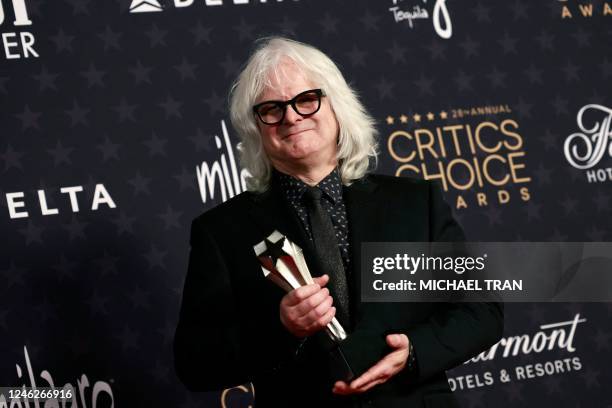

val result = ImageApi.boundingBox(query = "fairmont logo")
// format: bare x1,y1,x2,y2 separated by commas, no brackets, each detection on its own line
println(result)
563,104,612,183
129,0,298,14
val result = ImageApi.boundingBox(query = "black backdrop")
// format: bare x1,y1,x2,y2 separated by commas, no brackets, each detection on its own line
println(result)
1,0,611,406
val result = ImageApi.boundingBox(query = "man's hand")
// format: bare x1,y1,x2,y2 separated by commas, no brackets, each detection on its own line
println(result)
332,334,410,395
279,275,336,338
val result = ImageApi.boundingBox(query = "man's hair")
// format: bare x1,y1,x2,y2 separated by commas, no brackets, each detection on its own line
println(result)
229,37,379,192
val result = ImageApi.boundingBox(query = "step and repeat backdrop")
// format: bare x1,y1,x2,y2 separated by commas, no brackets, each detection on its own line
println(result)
1,0,611,406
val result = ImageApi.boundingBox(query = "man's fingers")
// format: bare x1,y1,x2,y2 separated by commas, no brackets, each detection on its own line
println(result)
312,274,329,286
350,365,382,389
386,333,409,349
284,283,325,307
304,306,335,331
294,288,330,316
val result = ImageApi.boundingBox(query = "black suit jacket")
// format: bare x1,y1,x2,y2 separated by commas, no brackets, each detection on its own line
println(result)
174,174,504,408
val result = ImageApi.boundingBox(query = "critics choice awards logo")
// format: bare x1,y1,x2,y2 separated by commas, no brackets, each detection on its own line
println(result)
385,105,532,210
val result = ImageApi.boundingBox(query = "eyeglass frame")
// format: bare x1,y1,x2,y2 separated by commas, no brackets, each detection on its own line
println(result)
252,88,326,125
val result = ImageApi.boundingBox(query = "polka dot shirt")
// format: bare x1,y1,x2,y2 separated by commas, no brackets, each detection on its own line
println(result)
274,168,351,272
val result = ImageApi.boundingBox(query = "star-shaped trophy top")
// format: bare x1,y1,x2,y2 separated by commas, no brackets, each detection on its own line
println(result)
261,236,286,266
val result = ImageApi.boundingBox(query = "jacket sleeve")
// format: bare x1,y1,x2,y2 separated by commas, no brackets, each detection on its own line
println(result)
405,181,504,382
173,217,301,391
173,217,248,391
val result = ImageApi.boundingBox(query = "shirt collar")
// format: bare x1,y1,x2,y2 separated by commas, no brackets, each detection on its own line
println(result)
273,167,343,205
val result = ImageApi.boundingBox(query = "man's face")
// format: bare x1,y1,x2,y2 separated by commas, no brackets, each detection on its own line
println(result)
255,61,339,171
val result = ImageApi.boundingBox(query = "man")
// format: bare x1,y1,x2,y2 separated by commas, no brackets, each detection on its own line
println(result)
174,37,503,407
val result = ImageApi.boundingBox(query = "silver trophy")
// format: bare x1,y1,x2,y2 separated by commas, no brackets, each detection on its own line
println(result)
254,230,347,343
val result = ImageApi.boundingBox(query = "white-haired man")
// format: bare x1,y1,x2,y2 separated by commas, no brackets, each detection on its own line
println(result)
174,37,503,408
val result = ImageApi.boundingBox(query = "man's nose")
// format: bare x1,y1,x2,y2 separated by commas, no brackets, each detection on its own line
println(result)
283,105,302,124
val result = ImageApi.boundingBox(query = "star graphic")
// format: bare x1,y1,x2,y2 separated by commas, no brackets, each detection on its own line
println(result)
219,53,240,78
174,166,196,191
63,215,88,241
399,115,408,124
143,244,167,269
65,100,90,127
487,67,507,88
425,39,447,61
158,96,183,119
203,91,225,116
111,211,137,235
98,26,122,51
413,73,434,96
472,3,492,23
145,23,168,48
174,58,197,81
454,71,474,92
277,15,298,36
189,128,213,152
571,27,591,47
158,205,183,229
386,116,394,125
14,105,42,130
345,45,367,67
32,66,59,92
552,94,569,116
510,0,530,20
560,196,579,216
143,132,168,156
426,112,435,121
50,29,75,53
413,114,421,122
191,21,213,45
93,250,119,275
561,60,580,82
96,136,120,161
47,140,74,166
498,31,518,54
112,98,138,122
374,77,394,100
1,144,25,171
129,286,151,310
232,18,255,42
319,12,338,35
535,30,554,50
386,41,407,64
359,10,380,31
86,290,110,317
53,254,77,281
128,60,153,85
127,172,152,195
439,111,448,119
18,220,44,245
459,35,480,58
80,63,106,88
65,0,91,15
524,64,543,84
1,261,28,288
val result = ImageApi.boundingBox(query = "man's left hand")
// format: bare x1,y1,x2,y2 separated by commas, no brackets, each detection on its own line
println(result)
332,333,410,395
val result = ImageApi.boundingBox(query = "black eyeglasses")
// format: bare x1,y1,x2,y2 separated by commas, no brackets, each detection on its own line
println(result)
252,89,325,125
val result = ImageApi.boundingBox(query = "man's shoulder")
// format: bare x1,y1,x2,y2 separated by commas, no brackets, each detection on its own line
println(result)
363,173,433,194
191,191,258,230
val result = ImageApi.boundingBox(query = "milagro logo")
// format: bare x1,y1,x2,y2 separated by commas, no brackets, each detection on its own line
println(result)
563,104,612,183
196,120,249,204
387,0,452,39
129,0,299,14
0,0,38,60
